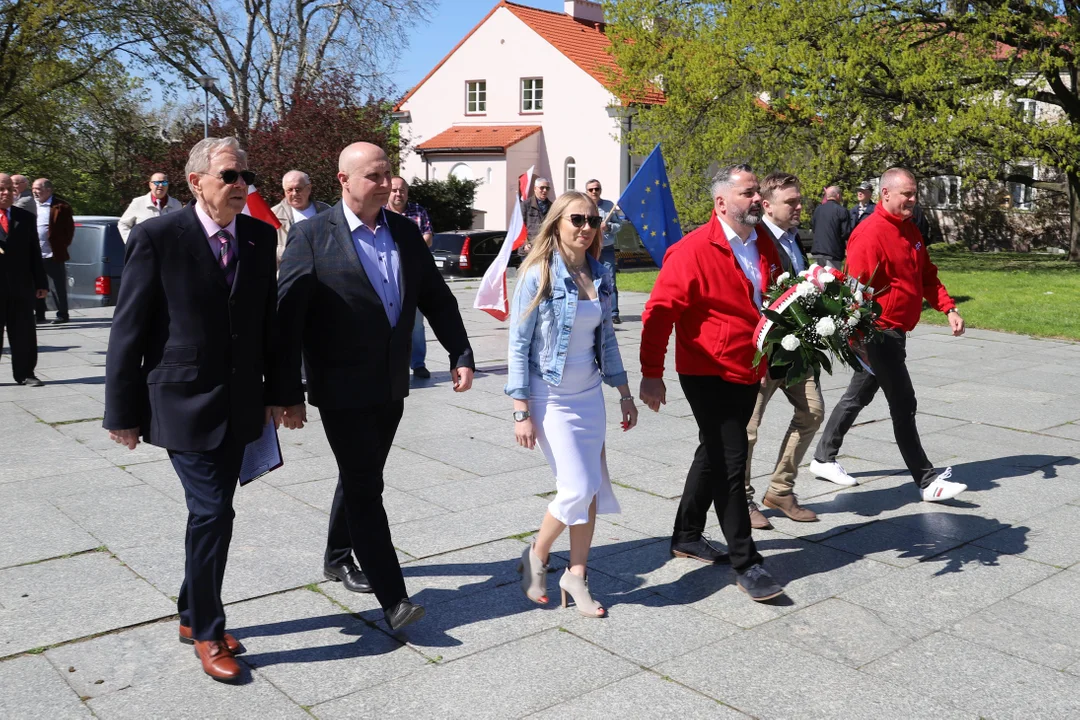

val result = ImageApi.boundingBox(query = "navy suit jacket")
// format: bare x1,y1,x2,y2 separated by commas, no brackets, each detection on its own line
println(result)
104,205,287,451
756,222,808,276
277,201,474,409
0,206,47,299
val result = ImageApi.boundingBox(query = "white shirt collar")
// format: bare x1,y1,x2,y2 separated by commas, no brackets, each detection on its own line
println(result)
717,216,757,246
762,216,794,242
194,201,237,241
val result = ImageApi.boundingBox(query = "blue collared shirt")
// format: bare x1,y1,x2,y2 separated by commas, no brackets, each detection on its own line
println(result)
342,203,402,327
763,217,806,274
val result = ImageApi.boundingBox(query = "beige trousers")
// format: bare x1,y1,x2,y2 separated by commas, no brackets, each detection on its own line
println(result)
745,375,825,500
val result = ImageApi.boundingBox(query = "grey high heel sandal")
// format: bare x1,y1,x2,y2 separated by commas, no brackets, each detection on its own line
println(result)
517,543,549,604
559,570,607,618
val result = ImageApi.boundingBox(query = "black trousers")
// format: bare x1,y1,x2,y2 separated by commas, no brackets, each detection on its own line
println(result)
35,258,69,320
673,374,763,573
814,329,936,488
320,402,408,610
1,296,38,382
324,479,353,568
169,435,245,640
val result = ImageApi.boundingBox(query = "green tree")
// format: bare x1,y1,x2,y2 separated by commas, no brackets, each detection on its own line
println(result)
605,0,1080,260
406,176,480,232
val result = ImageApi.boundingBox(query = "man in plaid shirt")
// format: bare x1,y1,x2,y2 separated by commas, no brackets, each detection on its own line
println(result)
387,176,434,378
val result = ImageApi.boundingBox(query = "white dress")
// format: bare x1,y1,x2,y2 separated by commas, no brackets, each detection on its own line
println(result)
529,297,621,525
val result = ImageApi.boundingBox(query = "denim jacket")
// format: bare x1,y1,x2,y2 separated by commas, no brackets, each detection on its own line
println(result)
505,252,628,400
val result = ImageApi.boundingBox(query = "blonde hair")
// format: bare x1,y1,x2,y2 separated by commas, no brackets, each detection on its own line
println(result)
518,191,601,315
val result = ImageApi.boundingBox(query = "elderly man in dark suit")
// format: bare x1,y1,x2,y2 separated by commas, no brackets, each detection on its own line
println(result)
277,141,475,631
746,172,824,529
104,137,287,682
810,185,851,269
31,178,74,324
0,174,48,386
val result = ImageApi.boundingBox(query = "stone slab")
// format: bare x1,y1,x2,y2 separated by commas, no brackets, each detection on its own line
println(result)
14,394,104,425
389,494,550,558
971,504,1080,568
527,670,746,719
947,597,1080,671
0,499,102,569
0,655,91,719
1011,567,1080,620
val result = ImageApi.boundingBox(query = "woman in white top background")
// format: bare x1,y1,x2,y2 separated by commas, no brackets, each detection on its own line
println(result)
505,190,638,618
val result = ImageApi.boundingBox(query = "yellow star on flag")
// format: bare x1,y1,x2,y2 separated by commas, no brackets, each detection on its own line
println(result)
642,225,649,231
654,179,660,185
644,186,651,193
651,231,657,236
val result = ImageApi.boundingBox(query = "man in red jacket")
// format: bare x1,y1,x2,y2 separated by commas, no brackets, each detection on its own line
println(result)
640,164,785,602
810,167,968,502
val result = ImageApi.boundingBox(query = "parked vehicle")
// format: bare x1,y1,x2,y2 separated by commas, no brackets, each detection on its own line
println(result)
430,230,519,277
61,216,125,308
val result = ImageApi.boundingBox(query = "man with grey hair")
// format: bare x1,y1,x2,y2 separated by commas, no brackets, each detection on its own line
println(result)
584,179,625,323
12,174,34,211
31,178,74,324
270,170,330,268
639,163,786,603
810,184,851,268
811,167,967,503
118,172,184,242
105,136,288,682
523,176,552,243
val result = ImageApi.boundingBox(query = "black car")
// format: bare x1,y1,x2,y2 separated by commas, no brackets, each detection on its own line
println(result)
63,216,125,308
431,230,520,277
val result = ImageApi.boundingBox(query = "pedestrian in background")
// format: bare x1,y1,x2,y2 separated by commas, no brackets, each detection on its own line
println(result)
31,178,73,324
810,185,850,269
385,176,434,379
270,170,330,268
0,173,48,387
118,173,184,242
12,175,34,211
584,179,626,324
507,190,637,619
850,181,876,230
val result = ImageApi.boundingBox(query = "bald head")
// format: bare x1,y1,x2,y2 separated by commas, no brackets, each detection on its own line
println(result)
824,186,842,202
337,142,392,223
0,174,13,210
879,167,917,219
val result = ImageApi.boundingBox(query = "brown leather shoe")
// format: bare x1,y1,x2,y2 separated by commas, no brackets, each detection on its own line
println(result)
193,640,241,682
747,501,773,530
179,624,244,655
763,491,818,522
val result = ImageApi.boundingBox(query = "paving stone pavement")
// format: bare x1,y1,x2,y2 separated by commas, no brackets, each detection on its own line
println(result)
2,280,1080,719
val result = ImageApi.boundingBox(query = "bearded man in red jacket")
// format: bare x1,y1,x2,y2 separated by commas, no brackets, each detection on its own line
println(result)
639,164,786,603
809,167,968,502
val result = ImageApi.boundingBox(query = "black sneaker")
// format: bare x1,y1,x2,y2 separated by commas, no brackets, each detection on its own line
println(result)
612,315,623,325
736,563,784,602
412,366,431,379
670,535,730,564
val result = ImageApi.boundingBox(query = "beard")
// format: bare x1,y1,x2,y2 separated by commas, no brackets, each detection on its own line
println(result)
734,203,763,226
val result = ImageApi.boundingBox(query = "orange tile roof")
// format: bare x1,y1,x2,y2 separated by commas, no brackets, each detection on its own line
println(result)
394,1,663,111
415,125,543,153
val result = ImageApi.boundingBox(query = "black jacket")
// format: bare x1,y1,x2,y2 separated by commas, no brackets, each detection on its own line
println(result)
104,205,287,451
850,202,876,230
277,202,474,410
0,206,47,299
523,196,551,240
810,200,852,261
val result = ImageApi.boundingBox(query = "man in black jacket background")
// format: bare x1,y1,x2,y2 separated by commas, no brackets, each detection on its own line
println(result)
810,185,851,268
277,141,475,632
0,173,48,386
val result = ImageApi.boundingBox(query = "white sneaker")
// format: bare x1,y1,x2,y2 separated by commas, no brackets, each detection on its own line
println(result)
809,459,858,487
921,467,967,502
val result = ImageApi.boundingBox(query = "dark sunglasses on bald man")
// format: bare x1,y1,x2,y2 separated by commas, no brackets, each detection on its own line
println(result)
151,180,169,187
567,213,602,229
207,169,257,186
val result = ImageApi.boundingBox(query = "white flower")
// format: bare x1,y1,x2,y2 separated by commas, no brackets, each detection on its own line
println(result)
816,316,837,337
795,281,818,299
777,272,791,283
781,334,801,351
854,289,864,304
847,315,860,328
819,272,835,284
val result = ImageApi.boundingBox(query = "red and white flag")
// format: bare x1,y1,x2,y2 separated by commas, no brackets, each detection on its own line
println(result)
474,166,533,321
242,185,282,229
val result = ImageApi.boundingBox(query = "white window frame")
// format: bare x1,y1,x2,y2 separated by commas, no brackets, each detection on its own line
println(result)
564,157,576,192
466,80,486,114
927,175,961,209
1008,165,1036,210
1015,98,1037,123
521,78,544,113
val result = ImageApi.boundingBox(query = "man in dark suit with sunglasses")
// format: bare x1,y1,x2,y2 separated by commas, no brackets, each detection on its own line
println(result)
104,137,288,682
277,141,475,632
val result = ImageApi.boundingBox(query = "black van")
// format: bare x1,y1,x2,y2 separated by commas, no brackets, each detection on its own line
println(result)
64,216,125,308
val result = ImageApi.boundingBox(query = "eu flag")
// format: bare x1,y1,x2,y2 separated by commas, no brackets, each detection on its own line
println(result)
616,144,682,267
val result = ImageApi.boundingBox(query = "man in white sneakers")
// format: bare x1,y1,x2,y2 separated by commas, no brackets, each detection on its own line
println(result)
810,167,967,503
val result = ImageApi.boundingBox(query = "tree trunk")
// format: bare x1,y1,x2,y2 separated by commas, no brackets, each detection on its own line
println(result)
1070,170,1080,263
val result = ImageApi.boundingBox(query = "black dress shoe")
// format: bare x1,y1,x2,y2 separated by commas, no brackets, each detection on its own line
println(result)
20,376,44,387
412,366,431,379
670,535,730,564
612,315,623,325
384,599,425,631
323,563,373,593
51,317,68,324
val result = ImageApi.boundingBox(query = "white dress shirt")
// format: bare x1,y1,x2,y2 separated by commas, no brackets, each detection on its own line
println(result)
36,197,53,258
292,203,318,223
717,217,763,308
762,216,806,274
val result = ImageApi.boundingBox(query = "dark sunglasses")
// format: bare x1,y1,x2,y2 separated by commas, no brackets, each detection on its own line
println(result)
151,180,169,187
585,187,601,193
567,213,602,229
207,169,256,186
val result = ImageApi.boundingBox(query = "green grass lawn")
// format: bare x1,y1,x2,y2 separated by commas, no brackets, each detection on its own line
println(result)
617,248,1080,341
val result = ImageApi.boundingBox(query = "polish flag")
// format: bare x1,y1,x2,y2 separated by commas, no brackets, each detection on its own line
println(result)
474,166,533,321
242,185,282,229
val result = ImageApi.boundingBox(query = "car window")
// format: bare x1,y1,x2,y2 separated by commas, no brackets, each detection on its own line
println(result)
69,224,106,264
431,234,465,253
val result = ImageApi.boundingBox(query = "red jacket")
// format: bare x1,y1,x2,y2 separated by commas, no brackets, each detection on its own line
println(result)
641,212,783,383
846,204,954,332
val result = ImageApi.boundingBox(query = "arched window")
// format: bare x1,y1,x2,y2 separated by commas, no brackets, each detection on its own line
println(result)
450,162,474,181
564,157,576,192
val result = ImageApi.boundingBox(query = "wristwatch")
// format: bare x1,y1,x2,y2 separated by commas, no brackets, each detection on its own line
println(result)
946,308,959,315
513,410,531,422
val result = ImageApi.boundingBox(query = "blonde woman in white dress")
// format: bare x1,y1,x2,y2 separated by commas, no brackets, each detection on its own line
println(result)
505,191,638,618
